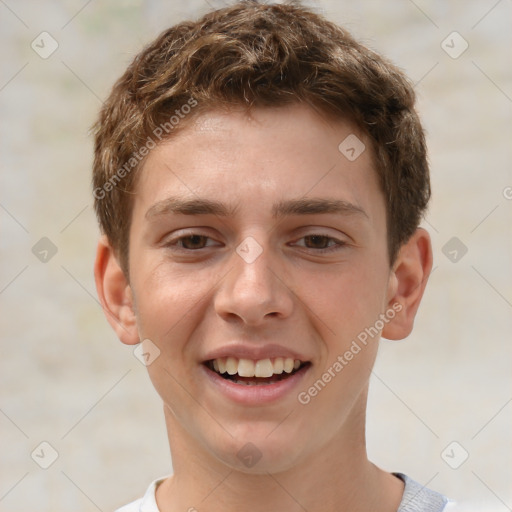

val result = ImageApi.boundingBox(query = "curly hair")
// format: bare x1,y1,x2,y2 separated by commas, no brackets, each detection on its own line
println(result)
92,1,430,274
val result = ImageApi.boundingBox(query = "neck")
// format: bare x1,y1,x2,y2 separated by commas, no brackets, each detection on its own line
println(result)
156,396,403,512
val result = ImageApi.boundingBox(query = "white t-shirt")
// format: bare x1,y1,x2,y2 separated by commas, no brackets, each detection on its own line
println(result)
115,472,453,512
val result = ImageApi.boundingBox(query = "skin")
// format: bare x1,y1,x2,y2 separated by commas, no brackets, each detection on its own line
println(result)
95,104,432,512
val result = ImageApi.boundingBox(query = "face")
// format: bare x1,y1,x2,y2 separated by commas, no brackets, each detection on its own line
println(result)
124,104,397,473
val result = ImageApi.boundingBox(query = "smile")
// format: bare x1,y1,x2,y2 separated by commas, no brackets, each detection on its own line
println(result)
204,357,311,386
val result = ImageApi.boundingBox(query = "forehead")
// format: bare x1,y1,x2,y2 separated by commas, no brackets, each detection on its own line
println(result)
133,104,384,224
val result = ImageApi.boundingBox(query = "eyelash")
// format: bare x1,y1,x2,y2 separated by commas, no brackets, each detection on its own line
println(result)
294,234,347,253
165,233,346,254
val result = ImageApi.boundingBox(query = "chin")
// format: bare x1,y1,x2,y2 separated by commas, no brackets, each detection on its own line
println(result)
209,424,309,475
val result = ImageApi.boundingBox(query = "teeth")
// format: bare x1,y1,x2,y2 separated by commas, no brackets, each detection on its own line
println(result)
273,357,284,374
210,357,303,378
217,358,227,374
238,359,255,377
283,358,294,373
254,359,273,378
226,357,238,375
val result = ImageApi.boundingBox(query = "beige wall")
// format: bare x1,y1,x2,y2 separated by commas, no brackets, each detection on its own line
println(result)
1,1,511,510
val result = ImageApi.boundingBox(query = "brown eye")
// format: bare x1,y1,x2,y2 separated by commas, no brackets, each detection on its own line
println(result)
292,234,346,254
178,235,209,250
303,235,332,249
163,231,222,253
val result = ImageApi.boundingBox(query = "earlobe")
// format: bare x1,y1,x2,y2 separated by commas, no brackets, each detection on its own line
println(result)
94,236,140,345
381,228,433,341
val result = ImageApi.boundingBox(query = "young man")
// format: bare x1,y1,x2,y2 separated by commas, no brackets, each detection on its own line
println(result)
92,2,452,511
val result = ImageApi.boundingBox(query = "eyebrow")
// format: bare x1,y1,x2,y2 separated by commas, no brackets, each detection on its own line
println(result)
145,196,368,220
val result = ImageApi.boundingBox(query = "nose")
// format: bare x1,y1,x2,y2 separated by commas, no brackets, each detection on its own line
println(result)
214,236,294,326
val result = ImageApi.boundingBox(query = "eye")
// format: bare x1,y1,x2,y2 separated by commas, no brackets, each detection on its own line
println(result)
292,234,346,253
165,233,219,251
164,232,346,253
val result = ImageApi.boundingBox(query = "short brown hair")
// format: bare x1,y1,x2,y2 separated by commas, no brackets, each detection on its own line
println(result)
92,1,430,274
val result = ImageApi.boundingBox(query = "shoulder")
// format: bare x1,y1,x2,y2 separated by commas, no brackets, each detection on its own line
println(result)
394,472,450,512
114,476,168,512
115,498,143,512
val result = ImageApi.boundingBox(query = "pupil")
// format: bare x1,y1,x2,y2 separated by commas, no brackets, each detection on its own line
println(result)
184,235,205,249
307,235,328,248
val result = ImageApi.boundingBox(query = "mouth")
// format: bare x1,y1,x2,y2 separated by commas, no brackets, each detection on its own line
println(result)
204,357,311,386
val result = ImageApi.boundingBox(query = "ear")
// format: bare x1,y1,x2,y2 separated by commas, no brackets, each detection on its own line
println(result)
381,228,433,340
94,235,140,345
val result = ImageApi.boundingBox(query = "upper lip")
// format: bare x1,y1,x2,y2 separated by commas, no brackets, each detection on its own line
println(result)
202,343,310,363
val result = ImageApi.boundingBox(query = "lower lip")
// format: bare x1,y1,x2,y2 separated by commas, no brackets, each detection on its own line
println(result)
201,363,311,405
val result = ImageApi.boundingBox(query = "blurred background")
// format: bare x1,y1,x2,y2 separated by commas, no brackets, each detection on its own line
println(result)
1,1,511,510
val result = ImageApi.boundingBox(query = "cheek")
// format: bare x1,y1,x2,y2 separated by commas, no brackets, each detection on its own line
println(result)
131,257,214,347
130,261,212,412
298,264,386,422
307,259,390,341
